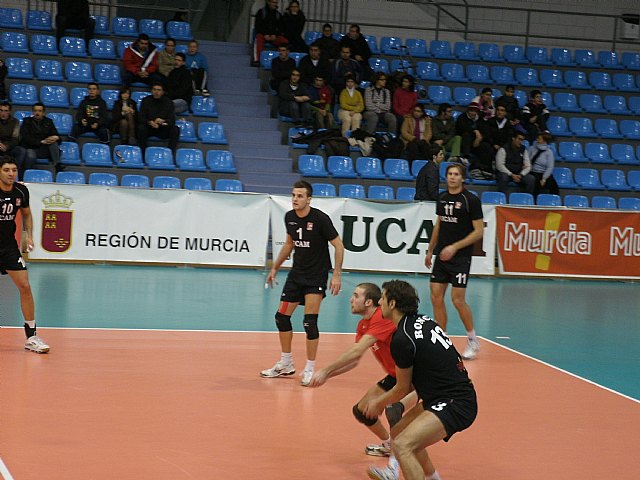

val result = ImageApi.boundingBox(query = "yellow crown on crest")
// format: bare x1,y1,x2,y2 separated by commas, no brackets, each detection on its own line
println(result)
42,190,74,209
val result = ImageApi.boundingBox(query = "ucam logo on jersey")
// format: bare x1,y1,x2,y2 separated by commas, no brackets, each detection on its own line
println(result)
41,190,74,253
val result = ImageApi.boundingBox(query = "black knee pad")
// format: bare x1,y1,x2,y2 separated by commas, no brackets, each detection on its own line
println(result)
275,312,292,332
303,314,319,340
352,404,378,427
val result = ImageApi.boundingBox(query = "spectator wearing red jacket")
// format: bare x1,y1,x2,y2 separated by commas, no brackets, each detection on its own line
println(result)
122,34,162,86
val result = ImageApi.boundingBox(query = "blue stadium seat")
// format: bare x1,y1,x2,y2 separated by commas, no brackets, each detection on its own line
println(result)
311,183,337,197
515,67,542,87
541,91,555,111
59,142,81,165
101,89,119,110
327,156,357,178
585,143,613,164
368,185,394,200
575,49,596,68
478,43,501,62
206,151,236,173
569,117,597,138
198,123,228,144
121,174,150,188
65,61,93,82
578,93,606,113
384,158,413,181
466,64,490,84
612,73,637,92
416,61,441,81
166,21,192,41
176,120,198,143
304,31,321,45
629,96,640,115
82,143,112,166
620,119,640,140
554,93,580,112
514,89,528,107
597,50,623,69
503,45,528,64
92,15,109,35
536,194,561,206
601,169,632,191
6,58,33,79
339,184,365,199
547,117,571,137
140,19,166,39
481,191,506,205
604,95,631,115
215,179,243,192
411,160,428,177
490,66,515,84
0,8,23,28
89,173,118,186
551,48,575,66
453,87,476,106
563,194,589,208
558,142,586,162
622,52,640,70
627,170,640,190
564,70,590,90
117,40,132,58
23,169,53,183
574,168,605,190
298,154,328,177
509,193,534,205
390,59,413,75
540,69,566,88
89,39,116,59
611,143,640,165
618,197,640,211
69,87,88,108
56,171,86,184
145,147,175,170
31,34,57,55
113,145,144,168
441,63,467,82
589,72,615,91
131,91,150,107
591,196,616,209
35,59,64,81
153,176,181,189
356,156,386,179
12,110,31,125
60,36,87,57
40,86,69,108
1,32,28,53
427,85,454,104
430,40,454,59
112,17,138,37
454,42,479,61
290,52,306,65
9,84,37,105
184,177,213,191
176,149,206,171
526,46,552,65
368,57,389,74
594,119,623,139
396,187,416,201
259,50,278,70
405,39,428,58
553,167,578,189
363,35,379,54
380,36,402,55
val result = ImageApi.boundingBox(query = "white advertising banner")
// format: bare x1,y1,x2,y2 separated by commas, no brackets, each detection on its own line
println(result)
270,196,496,275
27,184,271,267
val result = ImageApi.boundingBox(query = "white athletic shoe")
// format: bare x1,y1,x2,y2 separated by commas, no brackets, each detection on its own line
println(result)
260,360,295,378
462,338,480,360
365,442,391,457
367,466,398,480
24,335,50,354
300,369,313,386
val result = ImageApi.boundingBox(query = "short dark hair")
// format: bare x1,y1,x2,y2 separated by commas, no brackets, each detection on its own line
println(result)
165,37,176,45
344,73,355,83
505,84,515,91
151,82,164,90
118,86,131,96
382,280,419,316
279,43,291,51
537,132,553,144
32,102,45,110
175,52,186,60
349,24,361,33
481,87,493,94
322,23,332,30
429,144,443,161
138,33,150,41
372,71,387,83
0,156,18,168
87,82,99,89
357,283,381,306
513,130,526,139
0,101,11,110
438,103,452,115
294,180,313,197
530,89,542,98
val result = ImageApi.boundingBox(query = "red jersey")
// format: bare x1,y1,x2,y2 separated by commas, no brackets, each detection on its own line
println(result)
355,307,397,377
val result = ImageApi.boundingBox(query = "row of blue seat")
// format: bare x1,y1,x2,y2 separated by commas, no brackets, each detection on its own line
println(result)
23,169,242,191
0,9,192,40
556,142,640,165
547,116,640,140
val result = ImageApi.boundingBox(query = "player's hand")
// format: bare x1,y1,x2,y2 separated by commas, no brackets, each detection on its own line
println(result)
329,274,341,296
308,370,328,387
425,252,433,269
362,398,383,419
26,236,34,252
265,268,278,288
439,245,457,262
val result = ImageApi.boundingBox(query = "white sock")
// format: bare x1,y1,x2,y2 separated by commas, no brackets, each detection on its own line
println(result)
26,321,36,329
304,360,316,372
388,455,399,473
466,329,477,341
281,352,293,363
425,471,441,480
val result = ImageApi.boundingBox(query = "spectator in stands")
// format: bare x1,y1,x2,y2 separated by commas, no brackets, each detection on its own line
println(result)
122,34,161,87
281,1,307,53
171,10,188,22
338,74,364,136
138,83,179,154
158,38,178,78
165,53,193,115
185,40,210,97
431,103,462,162
253,0,288,66
495,131,535,194
0,102,28,179
299,45,331,86
331,46,362,93
495,84,520,124
484,104,514,155
70,82,110,143
455,102,493,175
392,74,417,132
308,75,335,129
0,59,7,100
56,0,95,44
529,132,559,197
312,23,340,61
270,44,296,91
111,86,137,146
339,24,372,81
472,87,495,120
521,89,550,142
19,103,62,173
363,72,396,134
278,69,312,127
414,144,444,201
401,105,432,163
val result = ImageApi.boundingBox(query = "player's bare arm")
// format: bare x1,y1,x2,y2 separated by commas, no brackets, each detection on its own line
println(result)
329,236,344,295
425,218,440,269
439,218,483,262
21,206,34,251
266,234,294,287
309,334,377,387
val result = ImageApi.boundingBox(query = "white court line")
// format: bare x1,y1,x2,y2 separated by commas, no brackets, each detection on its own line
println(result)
0,458,15,480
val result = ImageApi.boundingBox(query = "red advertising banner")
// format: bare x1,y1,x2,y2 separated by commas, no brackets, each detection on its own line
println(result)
496,206,640,279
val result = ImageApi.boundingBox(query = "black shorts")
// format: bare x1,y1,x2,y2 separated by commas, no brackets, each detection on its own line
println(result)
421,389,477,442
431,255,472,288
0,244,27,275
280,272,328,305
377,375,397,392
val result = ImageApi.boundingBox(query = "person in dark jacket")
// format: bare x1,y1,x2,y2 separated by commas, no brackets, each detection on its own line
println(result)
270,44,296,91
494,84,520,123
137,83,179,153
455,102,494,175
281,1,307,53
0,101,28,178
414,144,444,201
253,0,288,64
0,59,7,100
111,86,137,145
520,89,550,143
279,69,312,126
495,131,535,194
56,0,95,44
339,24,372,80
298,44,331,86
19,103,62,172
165,53,194,115
70,82,110,143
312,23,340,60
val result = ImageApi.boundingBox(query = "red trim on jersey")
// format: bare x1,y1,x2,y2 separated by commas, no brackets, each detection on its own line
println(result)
355,307,397,377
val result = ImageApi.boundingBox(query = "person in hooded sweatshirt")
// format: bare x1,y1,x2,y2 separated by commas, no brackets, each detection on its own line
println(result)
70,82,110,143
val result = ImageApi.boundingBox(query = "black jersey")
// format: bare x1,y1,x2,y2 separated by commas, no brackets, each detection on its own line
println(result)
391,313,474,403
285,207,339,279
0,183,29,249
434,189,483,258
